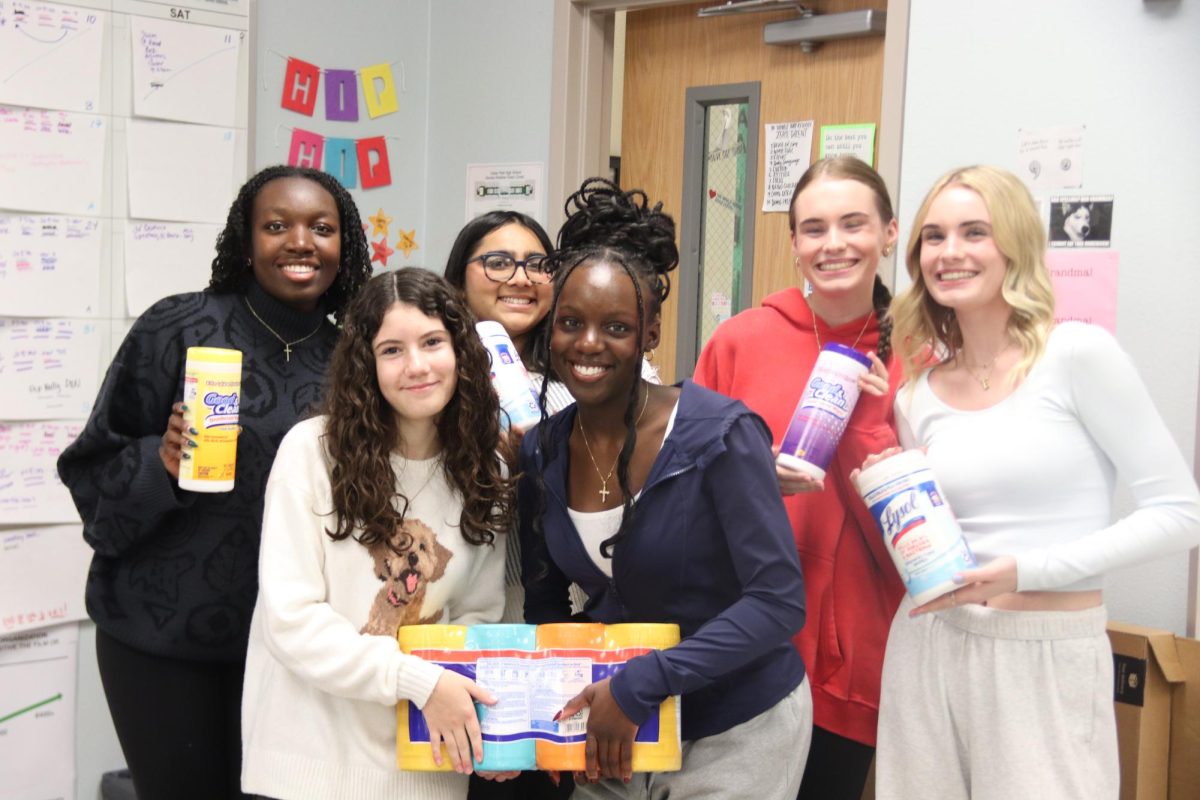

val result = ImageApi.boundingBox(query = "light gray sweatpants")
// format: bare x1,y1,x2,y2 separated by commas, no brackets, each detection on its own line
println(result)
875,597,1118,800
572,677,812,800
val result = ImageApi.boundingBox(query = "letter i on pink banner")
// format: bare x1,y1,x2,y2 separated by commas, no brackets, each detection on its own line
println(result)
288,128,324,169
357,136,392,188
281,58,320,116
324,69,359,122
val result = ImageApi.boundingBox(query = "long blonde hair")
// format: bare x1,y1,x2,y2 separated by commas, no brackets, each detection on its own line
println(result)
890,165,1055,386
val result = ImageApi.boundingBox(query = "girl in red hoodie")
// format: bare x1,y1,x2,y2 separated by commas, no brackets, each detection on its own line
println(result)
694,156,904,800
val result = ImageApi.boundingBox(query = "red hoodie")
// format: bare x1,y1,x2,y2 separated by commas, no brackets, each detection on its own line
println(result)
694,286,904,747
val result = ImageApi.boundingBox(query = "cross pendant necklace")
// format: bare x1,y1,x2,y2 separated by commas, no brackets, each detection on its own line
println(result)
243,297,324,363
576,387,650,503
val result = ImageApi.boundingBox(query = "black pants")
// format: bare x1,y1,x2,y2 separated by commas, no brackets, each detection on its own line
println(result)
798,725,875,800
96,629,248,800
467,770,574,800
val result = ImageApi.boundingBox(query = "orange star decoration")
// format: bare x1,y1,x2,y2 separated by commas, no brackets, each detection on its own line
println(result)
396,229,419,258
368,208,392,239
371,237,395,267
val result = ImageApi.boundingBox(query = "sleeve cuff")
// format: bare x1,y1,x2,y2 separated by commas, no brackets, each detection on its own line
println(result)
133,436,195,512
399,657,445,708
1013,551,1045,592
608,654,662,727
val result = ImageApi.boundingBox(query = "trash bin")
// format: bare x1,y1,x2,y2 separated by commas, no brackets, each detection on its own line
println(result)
100,769,136,800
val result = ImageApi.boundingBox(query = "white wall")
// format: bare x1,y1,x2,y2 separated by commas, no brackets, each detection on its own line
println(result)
424,0,557,267
897,0,1200,634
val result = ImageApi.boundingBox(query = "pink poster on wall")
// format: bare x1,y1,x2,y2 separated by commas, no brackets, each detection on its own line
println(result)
1046,250,1118,333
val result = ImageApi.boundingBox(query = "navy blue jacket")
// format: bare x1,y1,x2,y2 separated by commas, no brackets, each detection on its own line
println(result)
519,380,807,741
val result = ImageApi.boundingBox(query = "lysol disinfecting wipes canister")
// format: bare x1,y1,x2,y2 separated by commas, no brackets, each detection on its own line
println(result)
853,449,977,605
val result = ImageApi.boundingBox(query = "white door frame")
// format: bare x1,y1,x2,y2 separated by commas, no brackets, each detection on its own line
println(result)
549,0,911,292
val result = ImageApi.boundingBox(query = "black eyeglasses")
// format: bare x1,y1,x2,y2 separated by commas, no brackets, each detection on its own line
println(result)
469,252,552,284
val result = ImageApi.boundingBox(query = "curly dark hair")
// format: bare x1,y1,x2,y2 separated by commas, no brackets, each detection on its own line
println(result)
442,210,556,374
207,165,372,324
321,268,516,551
533,178,679,558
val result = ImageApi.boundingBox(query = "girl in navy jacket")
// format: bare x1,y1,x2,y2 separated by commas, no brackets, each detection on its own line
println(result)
519,179,811,798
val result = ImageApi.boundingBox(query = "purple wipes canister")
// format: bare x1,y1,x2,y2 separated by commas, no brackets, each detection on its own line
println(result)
776,343,872,480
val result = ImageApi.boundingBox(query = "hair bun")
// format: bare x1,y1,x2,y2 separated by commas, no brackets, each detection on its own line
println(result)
557,178,679,281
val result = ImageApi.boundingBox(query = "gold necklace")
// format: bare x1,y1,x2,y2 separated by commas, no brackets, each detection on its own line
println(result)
961,355,998,391
809,302,873,352
243,297,325,362
576,387,650,503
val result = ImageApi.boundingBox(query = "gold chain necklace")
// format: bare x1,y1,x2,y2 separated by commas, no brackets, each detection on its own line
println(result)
243,297,325,362
808,301,873,352
960,355,998,391
576,387,650,503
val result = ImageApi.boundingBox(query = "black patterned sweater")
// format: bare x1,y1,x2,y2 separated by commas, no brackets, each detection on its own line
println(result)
58,280,338,662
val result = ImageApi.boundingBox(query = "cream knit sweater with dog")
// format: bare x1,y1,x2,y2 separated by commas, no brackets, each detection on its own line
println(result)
241,415,506,800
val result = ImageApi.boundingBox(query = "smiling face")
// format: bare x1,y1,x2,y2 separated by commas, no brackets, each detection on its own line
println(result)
917,184,1010,317
790,177,897,307
249,177,341,311
372,302,458,441
462,222,552,351
550,260,660,408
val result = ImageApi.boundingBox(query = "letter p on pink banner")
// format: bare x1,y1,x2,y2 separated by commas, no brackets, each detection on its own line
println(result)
288,128,324,169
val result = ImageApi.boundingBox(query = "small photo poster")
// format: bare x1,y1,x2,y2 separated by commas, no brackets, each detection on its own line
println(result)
1049,195,1114,248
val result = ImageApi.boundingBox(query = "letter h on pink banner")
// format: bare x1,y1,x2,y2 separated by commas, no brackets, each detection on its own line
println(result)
288,128,324,169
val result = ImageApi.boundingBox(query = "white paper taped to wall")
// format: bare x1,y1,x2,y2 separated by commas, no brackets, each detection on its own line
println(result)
131,15,241,126
0,106,106,216
125,221,221,316
0,0,106,114
0,622,78,800
0,525,90,636
126,119,237,223
0,318,101,420
0,214,103,317
0,421,82,525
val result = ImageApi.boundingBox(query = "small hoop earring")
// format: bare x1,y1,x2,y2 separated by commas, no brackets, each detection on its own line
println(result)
793,255,801,268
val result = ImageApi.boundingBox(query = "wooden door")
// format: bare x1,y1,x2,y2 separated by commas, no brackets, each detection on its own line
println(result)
621,0,888,382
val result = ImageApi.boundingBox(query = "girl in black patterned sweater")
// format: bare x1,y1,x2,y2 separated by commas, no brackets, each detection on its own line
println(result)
57,165,372,800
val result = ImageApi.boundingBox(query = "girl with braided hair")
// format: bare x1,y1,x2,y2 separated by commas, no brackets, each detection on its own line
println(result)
519,179,810,798
58,165,371,800
694,156,904,800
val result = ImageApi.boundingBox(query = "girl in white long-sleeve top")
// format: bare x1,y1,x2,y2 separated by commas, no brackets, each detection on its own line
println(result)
241,268,516,800
867,165,1200,800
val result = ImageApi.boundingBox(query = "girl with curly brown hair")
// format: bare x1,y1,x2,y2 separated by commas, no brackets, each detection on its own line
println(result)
241,268,517,800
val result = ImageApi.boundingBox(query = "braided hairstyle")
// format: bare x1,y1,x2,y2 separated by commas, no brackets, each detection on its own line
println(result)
208,165,372,324
321,268,515,552
789,156,896,361
533,178,679,559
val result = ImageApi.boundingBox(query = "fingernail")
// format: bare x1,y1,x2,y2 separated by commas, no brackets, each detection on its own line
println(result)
188,427,199,435
952,573,965,584
181,452,191,460
180,404,188,411
186,439,198,448
552,711,561,722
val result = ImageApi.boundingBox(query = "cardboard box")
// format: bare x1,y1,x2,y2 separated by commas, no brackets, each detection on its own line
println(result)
1109,622,1186,800
1170,636,1200,800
